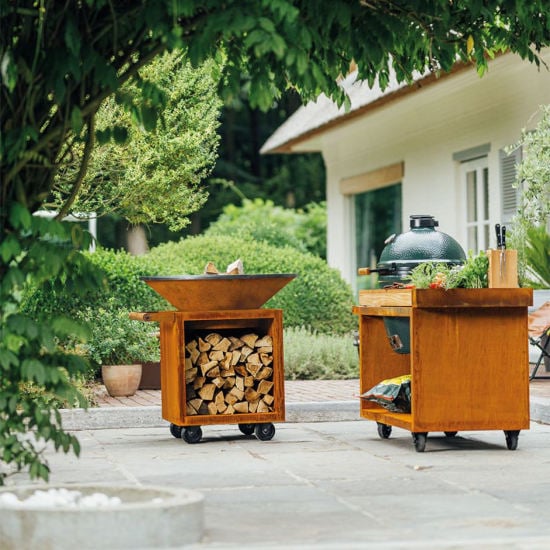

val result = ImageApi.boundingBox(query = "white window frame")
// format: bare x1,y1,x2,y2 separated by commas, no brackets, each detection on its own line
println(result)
461,156,490,253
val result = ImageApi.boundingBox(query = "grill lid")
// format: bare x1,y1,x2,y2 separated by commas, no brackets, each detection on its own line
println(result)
366,215,466,282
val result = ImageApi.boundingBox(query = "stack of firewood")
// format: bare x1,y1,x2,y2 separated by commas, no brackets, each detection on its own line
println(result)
185,332,275,415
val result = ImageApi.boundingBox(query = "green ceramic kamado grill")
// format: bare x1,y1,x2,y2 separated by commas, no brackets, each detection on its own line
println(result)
361,214,466,353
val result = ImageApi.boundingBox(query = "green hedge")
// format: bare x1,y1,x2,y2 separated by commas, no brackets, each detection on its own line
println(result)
205,199,327,258
143,235,356,335
23,248,167,318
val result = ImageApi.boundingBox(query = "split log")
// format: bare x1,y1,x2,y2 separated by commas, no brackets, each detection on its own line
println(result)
229,336,244,350
259,353,273,366
246,363,261,377
198,383,216,401
209,350,225,362
256,366,273,380
213,337,231,352
234,365,248,377
205,332,223,346
204,261,219,274
246,353,262,367
185,367,198,384
233,402,249,413
254,335,272,348
257,400,270,413
200,360,218,377
257,380,274,395
198,337,211,352
241,333,258,348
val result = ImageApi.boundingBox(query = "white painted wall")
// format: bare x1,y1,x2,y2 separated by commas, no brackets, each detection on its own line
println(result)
301,52,550,286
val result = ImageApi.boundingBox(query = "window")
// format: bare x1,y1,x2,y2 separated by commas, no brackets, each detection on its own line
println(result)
500,147,521,224
355,184,402,272
461,157,489,252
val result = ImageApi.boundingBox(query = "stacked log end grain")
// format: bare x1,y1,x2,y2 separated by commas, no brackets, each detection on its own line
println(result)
185,332,274,415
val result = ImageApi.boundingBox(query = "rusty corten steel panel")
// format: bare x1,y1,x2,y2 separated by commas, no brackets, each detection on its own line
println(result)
142,274,296,311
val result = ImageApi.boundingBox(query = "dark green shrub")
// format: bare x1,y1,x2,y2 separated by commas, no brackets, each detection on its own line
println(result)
205,199,327,258
143,234,356,335
22,248,166,382
23,247,167,318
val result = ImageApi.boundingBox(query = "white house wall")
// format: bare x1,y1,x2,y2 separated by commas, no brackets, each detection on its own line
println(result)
295,52,550,286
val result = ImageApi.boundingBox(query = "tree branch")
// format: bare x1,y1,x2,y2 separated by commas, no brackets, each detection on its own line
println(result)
56,114,95,219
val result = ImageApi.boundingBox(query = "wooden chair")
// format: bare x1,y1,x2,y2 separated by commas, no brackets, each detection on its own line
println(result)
528,301,550,380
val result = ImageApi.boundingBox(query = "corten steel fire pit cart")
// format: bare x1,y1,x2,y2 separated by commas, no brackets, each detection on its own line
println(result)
130,274,295,444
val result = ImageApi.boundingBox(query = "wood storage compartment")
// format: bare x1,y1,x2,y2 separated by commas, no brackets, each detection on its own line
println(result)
354,288,532,452
131,274,295,443
185,328,277,417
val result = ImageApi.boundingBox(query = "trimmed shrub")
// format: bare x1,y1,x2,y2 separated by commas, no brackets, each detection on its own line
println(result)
283,326,358,380
143,234,356,335
205,199,327,258
23,247,167,318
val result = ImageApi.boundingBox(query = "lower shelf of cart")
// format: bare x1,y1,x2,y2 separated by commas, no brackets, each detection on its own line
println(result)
167,412,284,427
360,407,528,432
361,408,413,430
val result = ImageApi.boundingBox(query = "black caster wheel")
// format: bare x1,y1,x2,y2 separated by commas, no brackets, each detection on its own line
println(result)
377,423,392,439
444,431,457,438
169,423,183,439
255,423,276,441
412,432,428,452
504,430,520,450
182,426,202,444
238,423,256,436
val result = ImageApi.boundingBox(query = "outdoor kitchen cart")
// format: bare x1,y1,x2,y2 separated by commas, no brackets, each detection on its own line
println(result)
354,287,533,452
131,274,295,444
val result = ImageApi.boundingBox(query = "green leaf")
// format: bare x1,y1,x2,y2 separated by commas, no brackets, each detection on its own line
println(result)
0,50,17,93
296,51,308,75
0,234,22,262
70,106,83,133
112,125,129,144
22,359,46,385
64,17,81,56
0,349,19,370
9,202,32,230
140,106,158,132
259,17,276,33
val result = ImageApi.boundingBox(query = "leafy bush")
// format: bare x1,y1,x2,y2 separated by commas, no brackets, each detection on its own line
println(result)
22,248,166,382
523,225,550,288
205,198,327,258
75,301,159,369
144,234,356,335
23,247,167,318
284,326,358,380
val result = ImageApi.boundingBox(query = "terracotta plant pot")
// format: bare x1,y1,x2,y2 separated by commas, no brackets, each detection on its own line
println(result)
101,364,142,397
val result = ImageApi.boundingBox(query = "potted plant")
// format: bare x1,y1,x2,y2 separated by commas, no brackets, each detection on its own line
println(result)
80,305,160,397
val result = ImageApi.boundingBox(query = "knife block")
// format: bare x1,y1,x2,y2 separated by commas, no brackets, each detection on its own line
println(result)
487,249,519,288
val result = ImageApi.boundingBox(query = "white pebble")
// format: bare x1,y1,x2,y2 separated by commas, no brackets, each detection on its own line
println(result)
0,488,125,509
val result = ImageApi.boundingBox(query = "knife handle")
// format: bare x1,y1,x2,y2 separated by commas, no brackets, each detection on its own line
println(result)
501,226,506,249
495,224,502,248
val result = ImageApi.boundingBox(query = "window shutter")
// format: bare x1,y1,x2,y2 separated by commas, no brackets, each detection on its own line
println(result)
500,148,522,223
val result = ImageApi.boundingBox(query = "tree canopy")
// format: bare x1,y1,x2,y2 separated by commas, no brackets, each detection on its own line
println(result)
1,0,549,483
2,0,549,217
49,52,222,230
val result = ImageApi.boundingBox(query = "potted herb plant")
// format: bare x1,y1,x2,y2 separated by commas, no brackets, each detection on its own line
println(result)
80,305,159,397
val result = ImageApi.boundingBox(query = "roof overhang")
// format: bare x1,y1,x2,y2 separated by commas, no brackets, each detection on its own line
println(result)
261,61,474,155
